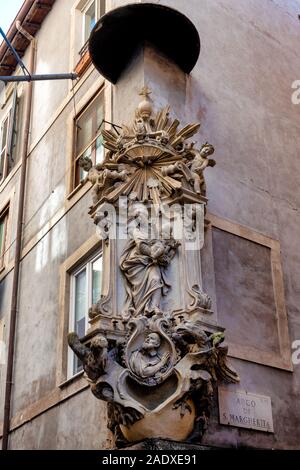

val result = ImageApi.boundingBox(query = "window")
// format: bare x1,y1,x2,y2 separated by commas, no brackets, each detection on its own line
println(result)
68,252,102,376
81,0,105,52
73,90,104,189
0,206,9,270
0,113,10,180
0,87,18,183
83,0,96,45
73,0,106,70
71,1,106,77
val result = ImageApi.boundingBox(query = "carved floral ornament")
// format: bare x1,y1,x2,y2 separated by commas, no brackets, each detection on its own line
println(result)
68,89,239,446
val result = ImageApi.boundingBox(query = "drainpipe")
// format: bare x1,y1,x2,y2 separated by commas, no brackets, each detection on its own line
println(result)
2,25,36,451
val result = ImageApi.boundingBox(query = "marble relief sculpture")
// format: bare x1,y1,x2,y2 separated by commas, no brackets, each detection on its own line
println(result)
129,332,168,379
68,88,239,447
120,237,180,319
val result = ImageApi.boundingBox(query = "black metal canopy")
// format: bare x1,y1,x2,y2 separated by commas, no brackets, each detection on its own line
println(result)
89,3,201,84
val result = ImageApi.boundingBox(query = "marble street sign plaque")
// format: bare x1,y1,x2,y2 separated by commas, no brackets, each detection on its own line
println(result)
218,388,274,433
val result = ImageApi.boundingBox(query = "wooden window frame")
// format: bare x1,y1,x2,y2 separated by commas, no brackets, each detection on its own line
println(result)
72,88,105,191
0,87,18,185
68,251,103,378
0,205,9,271
0,112,11,183
72,0,106,77
56,235,102,386
82,0,97,47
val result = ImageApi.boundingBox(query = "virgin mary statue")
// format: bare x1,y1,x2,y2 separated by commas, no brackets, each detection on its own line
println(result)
120,235,179,319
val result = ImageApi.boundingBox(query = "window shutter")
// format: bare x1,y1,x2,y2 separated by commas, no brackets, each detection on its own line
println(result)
6,86,18,171
0,122,3,180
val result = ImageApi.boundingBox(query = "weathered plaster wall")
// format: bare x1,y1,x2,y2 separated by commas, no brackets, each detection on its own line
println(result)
0,0,300,449
9,389,110,450
30,0,74,145
11,191,95,415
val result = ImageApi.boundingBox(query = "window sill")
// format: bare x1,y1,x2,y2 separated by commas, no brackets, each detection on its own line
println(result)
0,160,22,193
58,370,84,389
67,180,87,200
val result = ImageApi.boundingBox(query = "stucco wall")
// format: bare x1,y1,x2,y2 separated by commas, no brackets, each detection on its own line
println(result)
9,389,110,450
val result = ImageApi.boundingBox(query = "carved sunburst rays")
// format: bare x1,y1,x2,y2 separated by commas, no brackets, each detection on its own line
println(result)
103,162,182,204
101,104,201,202
153,105,201,148
101,129,119,152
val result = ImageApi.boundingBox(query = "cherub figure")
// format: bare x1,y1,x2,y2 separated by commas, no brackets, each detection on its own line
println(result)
161,161,182,178
79,156,106,205
161,161,192,183
188,143,215,196
79,156,129,205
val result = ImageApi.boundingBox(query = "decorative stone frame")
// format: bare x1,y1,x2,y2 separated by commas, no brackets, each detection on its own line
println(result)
56,234,102,386
207,213,292,372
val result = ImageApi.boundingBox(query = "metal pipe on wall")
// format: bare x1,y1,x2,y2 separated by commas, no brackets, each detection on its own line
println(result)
1,29,36,451
0,73,78,82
